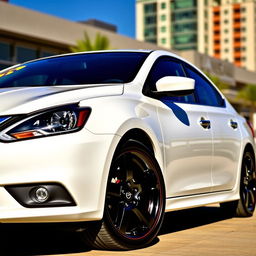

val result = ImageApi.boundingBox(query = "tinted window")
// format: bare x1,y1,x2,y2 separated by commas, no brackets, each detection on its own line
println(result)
0,42,12,61
184,64,224,107
144,57,195,104
0,52,149,87
16,46,37,63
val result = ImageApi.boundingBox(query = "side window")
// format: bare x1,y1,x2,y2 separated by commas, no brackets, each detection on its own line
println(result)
184,64,225,107
144,57,196,104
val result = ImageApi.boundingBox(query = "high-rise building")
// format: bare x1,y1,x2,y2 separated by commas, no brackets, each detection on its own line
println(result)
136,0,256,71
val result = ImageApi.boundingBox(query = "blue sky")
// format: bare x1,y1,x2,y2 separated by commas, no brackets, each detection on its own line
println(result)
9,0,136,38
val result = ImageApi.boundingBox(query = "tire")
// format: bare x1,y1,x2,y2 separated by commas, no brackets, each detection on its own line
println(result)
81,140,165,250
220,151,256,217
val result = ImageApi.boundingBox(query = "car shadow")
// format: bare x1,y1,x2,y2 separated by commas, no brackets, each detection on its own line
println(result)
159,205,231,236
0,206,231,255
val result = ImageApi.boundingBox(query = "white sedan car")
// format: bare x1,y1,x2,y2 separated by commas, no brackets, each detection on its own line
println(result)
0,50,255,250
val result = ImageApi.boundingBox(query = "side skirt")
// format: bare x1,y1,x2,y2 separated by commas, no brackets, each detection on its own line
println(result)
165,189,240,212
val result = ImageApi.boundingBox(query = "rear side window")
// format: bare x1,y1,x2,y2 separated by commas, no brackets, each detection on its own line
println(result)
143,57,195,104
184,64,225,107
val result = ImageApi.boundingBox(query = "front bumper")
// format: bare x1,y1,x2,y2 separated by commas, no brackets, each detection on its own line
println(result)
0,127,119,223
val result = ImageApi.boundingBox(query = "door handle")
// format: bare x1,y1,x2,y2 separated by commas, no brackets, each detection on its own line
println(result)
200,117,211,129
230,120,238,129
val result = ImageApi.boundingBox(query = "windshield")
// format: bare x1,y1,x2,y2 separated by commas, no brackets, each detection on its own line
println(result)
0,52,149,87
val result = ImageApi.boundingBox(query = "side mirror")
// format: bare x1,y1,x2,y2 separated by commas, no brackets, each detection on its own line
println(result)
154,76,195,96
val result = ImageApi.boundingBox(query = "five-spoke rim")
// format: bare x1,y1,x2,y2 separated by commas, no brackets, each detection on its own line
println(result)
241,153,256,213
106,149,163,240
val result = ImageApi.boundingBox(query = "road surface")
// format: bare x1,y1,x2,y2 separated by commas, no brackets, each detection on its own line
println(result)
1,205,255,256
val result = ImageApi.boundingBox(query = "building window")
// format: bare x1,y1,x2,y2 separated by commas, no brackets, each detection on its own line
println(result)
224,38,229,43
214,31,220,35
224,29,229,33
161,14,166,21
205,35,208,43
234,8,241,14
173,22,197,33
173,0,197,9
234,47,241,52
144,16,157,25
242,57,246,61
224,48,229,53
224,19,229,24
214,40,220,44
234,38,241,42
40,51,56,58
161,38,166,44
0,42,12,62
241,7,246,12
144,27,157,37
174,34,197,45
161,2,166,9
224,9,228,15
144,3,157,14
204,10,208,18
172,10,197,21
241,27,246,32
234,28,241,32
214,21,220,25
161,26,166,33
16,46,37,63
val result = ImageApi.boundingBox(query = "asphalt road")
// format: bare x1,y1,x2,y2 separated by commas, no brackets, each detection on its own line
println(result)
1,205,255,256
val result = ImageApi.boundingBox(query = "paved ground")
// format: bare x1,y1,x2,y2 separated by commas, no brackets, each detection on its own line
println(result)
1,205,256,256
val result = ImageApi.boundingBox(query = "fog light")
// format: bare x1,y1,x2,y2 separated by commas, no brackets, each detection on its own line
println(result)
5,183,76,208
35,187,49,203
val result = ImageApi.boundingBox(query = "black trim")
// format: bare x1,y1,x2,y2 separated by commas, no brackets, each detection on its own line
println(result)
5,183,76,208
166,189,232,199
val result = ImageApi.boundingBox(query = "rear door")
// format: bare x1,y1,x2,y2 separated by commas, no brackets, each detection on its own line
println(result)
143,57,213,198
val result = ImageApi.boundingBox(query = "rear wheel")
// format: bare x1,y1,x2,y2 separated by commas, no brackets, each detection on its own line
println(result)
81,141,165,250
220,151,256,217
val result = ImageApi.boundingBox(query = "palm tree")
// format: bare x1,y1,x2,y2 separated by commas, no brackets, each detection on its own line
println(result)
70,31,111,52
238,84,256,105
204,72,229,91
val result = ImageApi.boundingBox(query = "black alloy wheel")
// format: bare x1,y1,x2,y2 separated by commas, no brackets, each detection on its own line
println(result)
238,151,256,216
83,140,165,250
220,151,256,217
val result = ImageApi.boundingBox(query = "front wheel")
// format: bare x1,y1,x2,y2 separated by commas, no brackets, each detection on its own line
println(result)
82,141,165,250
220,151,256,217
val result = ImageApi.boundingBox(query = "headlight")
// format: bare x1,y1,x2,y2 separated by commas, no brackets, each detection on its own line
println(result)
0,105,91,141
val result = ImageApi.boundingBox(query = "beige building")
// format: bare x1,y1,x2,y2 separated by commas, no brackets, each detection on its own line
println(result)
136,0,256,71
0,1,164,71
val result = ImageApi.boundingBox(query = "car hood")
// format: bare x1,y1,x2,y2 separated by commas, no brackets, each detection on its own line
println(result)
0,84,124,115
